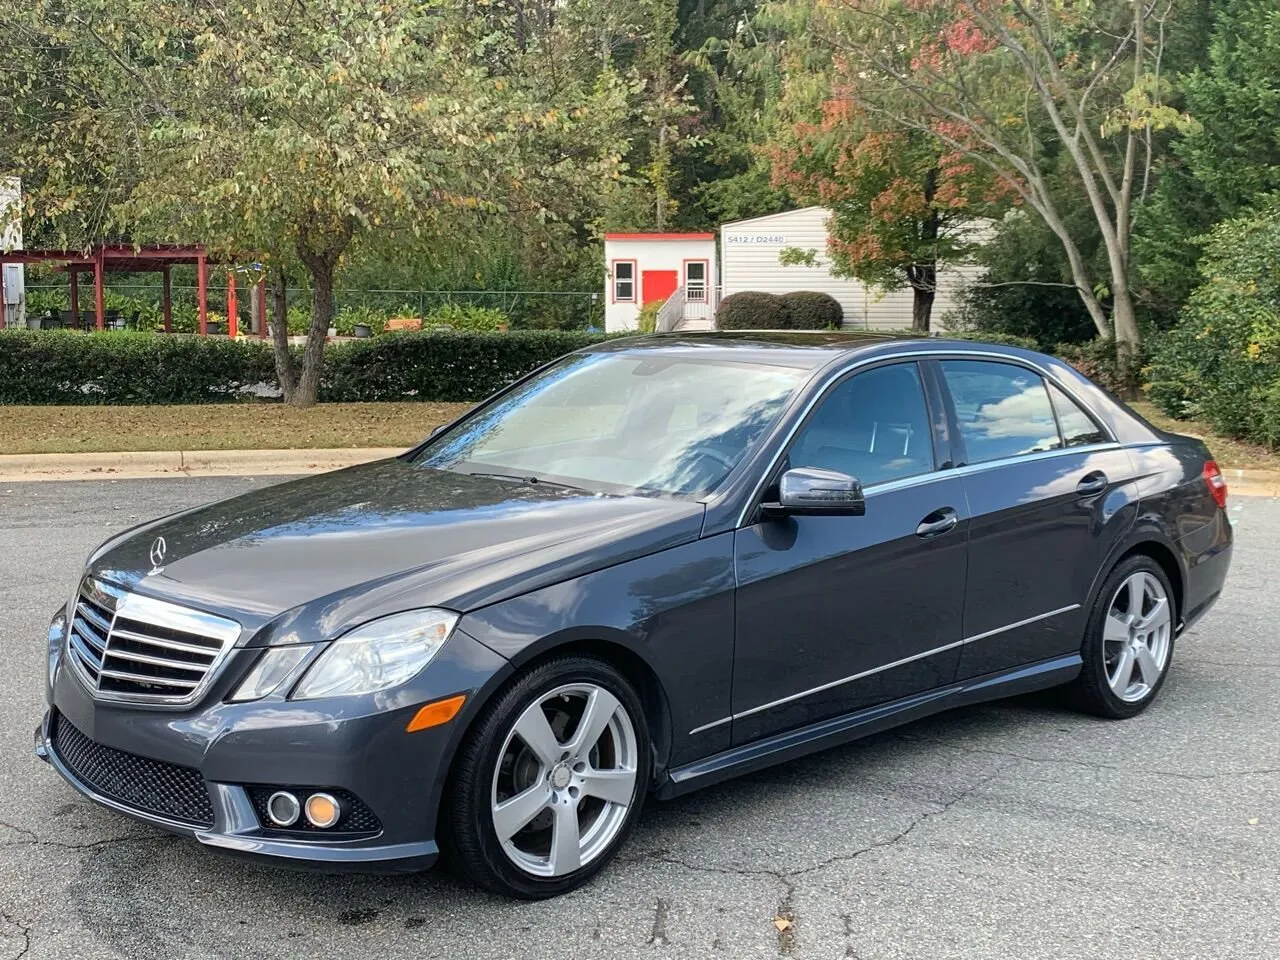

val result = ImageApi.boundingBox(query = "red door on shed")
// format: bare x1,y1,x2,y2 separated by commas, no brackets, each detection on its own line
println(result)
641,269,679,304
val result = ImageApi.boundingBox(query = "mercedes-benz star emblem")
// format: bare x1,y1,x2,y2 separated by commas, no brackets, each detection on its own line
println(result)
149,536,167,573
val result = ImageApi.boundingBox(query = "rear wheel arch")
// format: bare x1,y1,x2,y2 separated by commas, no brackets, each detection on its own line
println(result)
1086,531,1187,632
1112,540,1185,629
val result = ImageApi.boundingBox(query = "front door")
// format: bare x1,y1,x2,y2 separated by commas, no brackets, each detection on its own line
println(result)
934,358,1138,678
731,361,969,745
641,269,679,304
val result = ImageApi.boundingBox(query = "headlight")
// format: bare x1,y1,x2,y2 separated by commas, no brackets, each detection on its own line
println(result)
228,646,312,702
290,609,459,700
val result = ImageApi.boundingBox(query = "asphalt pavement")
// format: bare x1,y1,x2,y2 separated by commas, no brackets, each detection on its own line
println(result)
0,477,1276,960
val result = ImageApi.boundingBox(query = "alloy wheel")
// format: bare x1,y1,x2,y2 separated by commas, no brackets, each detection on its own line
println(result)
1103,571,1173,703
490,683,639,878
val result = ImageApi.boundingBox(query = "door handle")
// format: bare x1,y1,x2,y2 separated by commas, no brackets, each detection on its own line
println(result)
916,507,959,539
1076,471,1109,497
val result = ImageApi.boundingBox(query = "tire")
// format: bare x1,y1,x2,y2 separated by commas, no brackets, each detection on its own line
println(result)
1067,554,1177,719
444,656,651,898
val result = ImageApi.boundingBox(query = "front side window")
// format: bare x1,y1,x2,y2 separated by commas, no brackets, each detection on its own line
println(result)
939,360,1061,464
788,362,935,487
414,352,807,497
612,261,635,302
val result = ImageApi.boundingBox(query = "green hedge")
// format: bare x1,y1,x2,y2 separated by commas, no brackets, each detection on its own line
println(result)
0,329,617,404
781,292,843,330
716,292,791,330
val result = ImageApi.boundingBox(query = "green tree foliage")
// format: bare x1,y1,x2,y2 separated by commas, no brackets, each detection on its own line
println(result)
948,211,1100,349
766,0,1199,374
4,0,632,406
1146,203,1280,444
1135,0,1280,323
770,100,1016,331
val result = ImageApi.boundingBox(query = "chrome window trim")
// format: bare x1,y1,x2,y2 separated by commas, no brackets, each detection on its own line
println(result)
686,603,1082,735
66,578,242,708
734,347,1118,528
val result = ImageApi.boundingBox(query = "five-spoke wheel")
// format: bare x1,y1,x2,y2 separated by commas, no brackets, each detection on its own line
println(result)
1069,554,1176,718
446,657,650,898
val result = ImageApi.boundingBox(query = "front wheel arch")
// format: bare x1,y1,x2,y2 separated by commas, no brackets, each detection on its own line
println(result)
432,634,673,851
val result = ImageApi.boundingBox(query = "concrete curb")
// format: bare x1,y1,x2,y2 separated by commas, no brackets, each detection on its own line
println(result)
0,448,404,482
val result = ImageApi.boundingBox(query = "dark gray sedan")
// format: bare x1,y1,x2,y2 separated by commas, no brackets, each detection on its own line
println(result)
37,332,1233,898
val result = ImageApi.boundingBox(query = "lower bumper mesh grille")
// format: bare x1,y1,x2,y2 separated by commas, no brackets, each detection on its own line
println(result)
51,713,214,827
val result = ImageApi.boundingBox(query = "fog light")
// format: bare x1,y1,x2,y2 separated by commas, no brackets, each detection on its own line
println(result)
266,791,301,827
304,792,343,828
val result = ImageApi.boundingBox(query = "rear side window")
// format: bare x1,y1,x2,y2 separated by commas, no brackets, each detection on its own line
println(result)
1048,383,1107,447
939,360,1061,464
788,362,935,487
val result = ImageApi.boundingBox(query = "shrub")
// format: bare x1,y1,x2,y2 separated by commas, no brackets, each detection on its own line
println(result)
0,330,277,404
942,330,1040,350
423,302,509,332
1144,204,1280,442
335,304,389,336
716,291,792,330
1054,339,1146,397
635,297,664,334
781,292,843,330
0,329,618,404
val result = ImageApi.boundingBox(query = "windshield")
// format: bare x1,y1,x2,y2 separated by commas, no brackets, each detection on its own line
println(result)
412,351,807,497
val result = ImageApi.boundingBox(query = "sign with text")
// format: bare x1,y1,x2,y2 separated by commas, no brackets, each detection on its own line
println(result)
725,234,785,245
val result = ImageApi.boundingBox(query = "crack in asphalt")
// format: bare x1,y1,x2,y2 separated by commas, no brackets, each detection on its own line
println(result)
624,772,1002,955
897,737,1280,781
0,819,170,852
0,910,31,960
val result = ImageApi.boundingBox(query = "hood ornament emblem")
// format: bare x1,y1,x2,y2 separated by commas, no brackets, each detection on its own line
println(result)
148,536,167,575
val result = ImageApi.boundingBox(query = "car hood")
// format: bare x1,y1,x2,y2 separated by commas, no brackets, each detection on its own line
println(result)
87,458,705,642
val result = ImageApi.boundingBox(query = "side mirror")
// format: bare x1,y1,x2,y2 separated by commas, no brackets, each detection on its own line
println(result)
763,467,866,517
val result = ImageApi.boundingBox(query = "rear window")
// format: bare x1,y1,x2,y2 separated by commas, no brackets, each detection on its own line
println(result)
939,360,1061,463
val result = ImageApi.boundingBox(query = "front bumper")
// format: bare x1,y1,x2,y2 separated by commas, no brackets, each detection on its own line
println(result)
37,628,509,872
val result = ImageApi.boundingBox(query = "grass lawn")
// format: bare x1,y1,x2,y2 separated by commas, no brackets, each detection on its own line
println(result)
1130,400,1280,474
0,402,472,455
3,398,1277,476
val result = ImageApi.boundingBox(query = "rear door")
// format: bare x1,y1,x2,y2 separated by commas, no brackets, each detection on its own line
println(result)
934,358,1137,678
730,360,969,745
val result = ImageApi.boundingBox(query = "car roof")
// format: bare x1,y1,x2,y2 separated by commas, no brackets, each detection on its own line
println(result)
585,330,1027,370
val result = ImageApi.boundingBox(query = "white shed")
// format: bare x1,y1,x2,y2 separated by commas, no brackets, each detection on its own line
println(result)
719,206,979,330
603,233,718,332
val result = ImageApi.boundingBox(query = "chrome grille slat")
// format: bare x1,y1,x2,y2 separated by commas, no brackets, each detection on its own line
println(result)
66,578,241,705
69,634,103,676
102,647,209,673
108,627,220,657
99,667,200,689
72,616,108,651
77,602,113,634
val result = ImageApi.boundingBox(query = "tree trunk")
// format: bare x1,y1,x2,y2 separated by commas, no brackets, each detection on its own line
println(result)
292,265,334,409
1110,285,1142,394
268,267,297,405
290,218,353,408
906,261,937,332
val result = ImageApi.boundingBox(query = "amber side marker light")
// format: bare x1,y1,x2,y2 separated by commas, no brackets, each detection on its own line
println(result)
406,694,467,733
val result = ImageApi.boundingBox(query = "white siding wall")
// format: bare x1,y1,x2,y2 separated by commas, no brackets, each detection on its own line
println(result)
603,236,718,332
720,207,981,330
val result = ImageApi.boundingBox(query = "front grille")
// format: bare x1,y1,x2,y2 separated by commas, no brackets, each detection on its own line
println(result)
67,578,241,704
246,787,382,836
51,713,215,827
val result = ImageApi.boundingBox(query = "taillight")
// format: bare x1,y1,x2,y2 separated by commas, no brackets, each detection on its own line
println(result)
1203,460,1228,509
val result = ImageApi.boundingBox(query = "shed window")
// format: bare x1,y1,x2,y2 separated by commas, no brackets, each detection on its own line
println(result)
613,261,636,303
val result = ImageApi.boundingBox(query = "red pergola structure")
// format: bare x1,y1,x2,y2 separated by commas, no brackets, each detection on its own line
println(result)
0,244,267,336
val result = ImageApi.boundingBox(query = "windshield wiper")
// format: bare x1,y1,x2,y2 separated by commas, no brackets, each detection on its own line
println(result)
462,470,591,493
